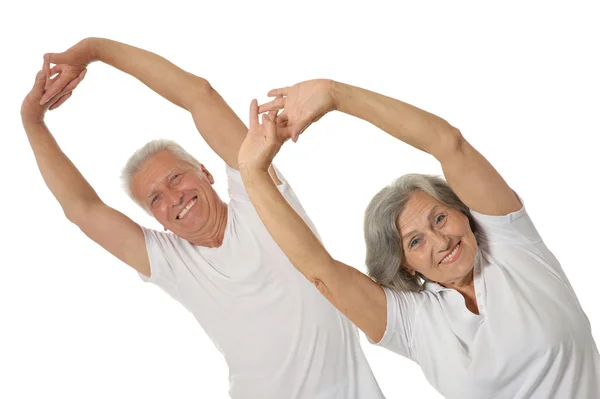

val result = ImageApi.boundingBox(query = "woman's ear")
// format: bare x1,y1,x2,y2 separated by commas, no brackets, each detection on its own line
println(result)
401,264,416,276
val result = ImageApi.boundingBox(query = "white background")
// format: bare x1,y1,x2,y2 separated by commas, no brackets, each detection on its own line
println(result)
2,1,599,398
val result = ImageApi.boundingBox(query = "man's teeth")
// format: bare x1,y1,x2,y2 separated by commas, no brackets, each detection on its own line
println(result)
441,243,460,263
177,197,197,219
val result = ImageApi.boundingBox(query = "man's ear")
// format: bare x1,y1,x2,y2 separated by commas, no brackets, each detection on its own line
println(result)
199,163,215,184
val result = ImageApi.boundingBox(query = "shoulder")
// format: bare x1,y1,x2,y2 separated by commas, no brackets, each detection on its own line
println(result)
470,194,542,246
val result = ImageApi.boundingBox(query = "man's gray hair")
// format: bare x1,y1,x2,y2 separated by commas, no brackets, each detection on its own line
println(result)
121,139,201,210
364,174,480,292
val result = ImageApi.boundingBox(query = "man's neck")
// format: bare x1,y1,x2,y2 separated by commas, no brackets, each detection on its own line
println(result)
187,200,229,248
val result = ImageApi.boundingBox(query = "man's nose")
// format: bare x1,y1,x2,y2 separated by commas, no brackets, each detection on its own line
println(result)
164,188,184,206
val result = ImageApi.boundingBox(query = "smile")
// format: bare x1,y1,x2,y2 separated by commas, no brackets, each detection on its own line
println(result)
439,241,462,264
176,196,197,219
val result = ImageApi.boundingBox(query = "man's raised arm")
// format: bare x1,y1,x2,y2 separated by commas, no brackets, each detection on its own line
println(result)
24,66,150,277
41,38,247,169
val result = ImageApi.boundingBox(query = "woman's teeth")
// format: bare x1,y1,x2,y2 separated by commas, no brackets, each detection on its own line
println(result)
441,242,460,263
177,197,197,219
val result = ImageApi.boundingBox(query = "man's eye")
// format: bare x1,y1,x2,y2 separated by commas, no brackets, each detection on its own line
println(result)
151,195,159,205
172,174,182,183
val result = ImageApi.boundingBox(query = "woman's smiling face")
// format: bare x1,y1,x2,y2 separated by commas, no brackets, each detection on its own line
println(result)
397,191,478,286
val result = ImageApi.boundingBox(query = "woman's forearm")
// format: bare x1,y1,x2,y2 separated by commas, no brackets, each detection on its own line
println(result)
331,81,461,159
240,167,336,282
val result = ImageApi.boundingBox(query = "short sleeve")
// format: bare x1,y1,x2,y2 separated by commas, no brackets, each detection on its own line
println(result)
470,196,542,245
471,196,572,285
227,164,288,203
370,287,423,361
137,227,179,296
226,165,321,240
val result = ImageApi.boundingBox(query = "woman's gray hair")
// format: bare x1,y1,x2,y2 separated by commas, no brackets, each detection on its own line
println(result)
364,174,480,292
121,139,201,210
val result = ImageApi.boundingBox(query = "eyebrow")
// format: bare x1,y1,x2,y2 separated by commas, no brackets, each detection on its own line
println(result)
401,205,442,243
146,167,178,200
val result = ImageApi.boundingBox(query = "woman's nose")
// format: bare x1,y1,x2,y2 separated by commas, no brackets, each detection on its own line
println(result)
430,231,450,252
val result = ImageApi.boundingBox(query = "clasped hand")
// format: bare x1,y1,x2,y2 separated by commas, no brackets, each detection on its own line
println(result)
21,40,91,126
21,43,335,173
238,79,336,172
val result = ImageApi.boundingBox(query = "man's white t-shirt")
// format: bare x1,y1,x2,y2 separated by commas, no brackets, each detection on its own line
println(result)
139,166,384,399
372,199,600,398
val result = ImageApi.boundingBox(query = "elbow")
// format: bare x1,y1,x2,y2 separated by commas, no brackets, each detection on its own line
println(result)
184,76,215,110
432,124,466,161
303,255,339,286
192,76,213,95
64,205,86,226
64,200,102,226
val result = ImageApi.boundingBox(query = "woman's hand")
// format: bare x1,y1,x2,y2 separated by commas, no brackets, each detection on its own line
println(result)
39,38,94,107
21,62,80,127
238,99,285,172
258,79,336,142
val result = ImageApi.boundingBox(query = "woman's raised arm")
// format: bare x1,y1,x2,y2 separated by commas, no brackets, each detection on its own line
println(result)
260,80,522,216
238,100,387,342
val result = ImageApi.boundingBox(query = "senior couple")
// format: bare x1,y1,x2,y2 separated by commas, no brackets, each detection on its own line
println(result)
22,38,599,398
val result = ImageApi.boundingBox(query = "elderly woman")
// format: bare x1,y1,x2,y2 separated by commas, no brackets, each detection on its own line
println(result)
238,79,600,398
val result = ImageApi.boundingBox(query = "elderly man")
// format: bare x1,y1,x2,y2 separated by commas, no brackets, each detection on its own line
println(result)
21,38,384,399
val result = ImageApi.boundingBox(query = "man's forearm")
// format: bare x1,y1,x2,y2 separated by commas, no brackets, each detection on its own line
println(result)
331,81,460,159
89,38,206,110
25,122,101,222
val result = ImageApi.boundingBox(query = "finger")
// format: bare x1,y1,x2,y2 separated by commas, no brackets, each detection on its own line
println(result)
267,87,289,97
267,109,278,121
62,68,87,93
49,65,62,79
262,114,277,139
43,60,51,87
44,52,69,65
258,97,285,113
276,112,288,126
292,118,311,143
46,70,62,91
249,99,259,130
49,92,72,111
262,112,275,125
48,72,62,85
277,126,294,141
31,70,46,95
40,74,69,105
293,126,308,143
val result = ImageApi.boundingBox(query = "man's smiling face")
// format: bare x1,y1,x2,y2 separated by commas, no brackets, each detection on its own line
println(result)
131,150,219,239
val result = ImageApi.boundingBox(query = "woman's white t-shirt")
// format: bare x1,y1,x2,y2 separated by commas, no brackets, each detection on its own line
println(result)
373,201,600,398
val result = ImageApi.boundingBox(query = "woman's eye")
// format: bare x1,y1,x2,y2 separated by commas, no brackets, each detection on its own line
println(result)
409,238,420,248
172,174,180,181
436,214,446,224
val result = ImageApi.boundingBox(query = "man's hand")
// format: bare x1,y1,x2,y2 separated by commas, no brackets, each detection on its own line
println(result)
39,38,95,106
258,79,336,142
238,99,285,172
21,63,77,127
